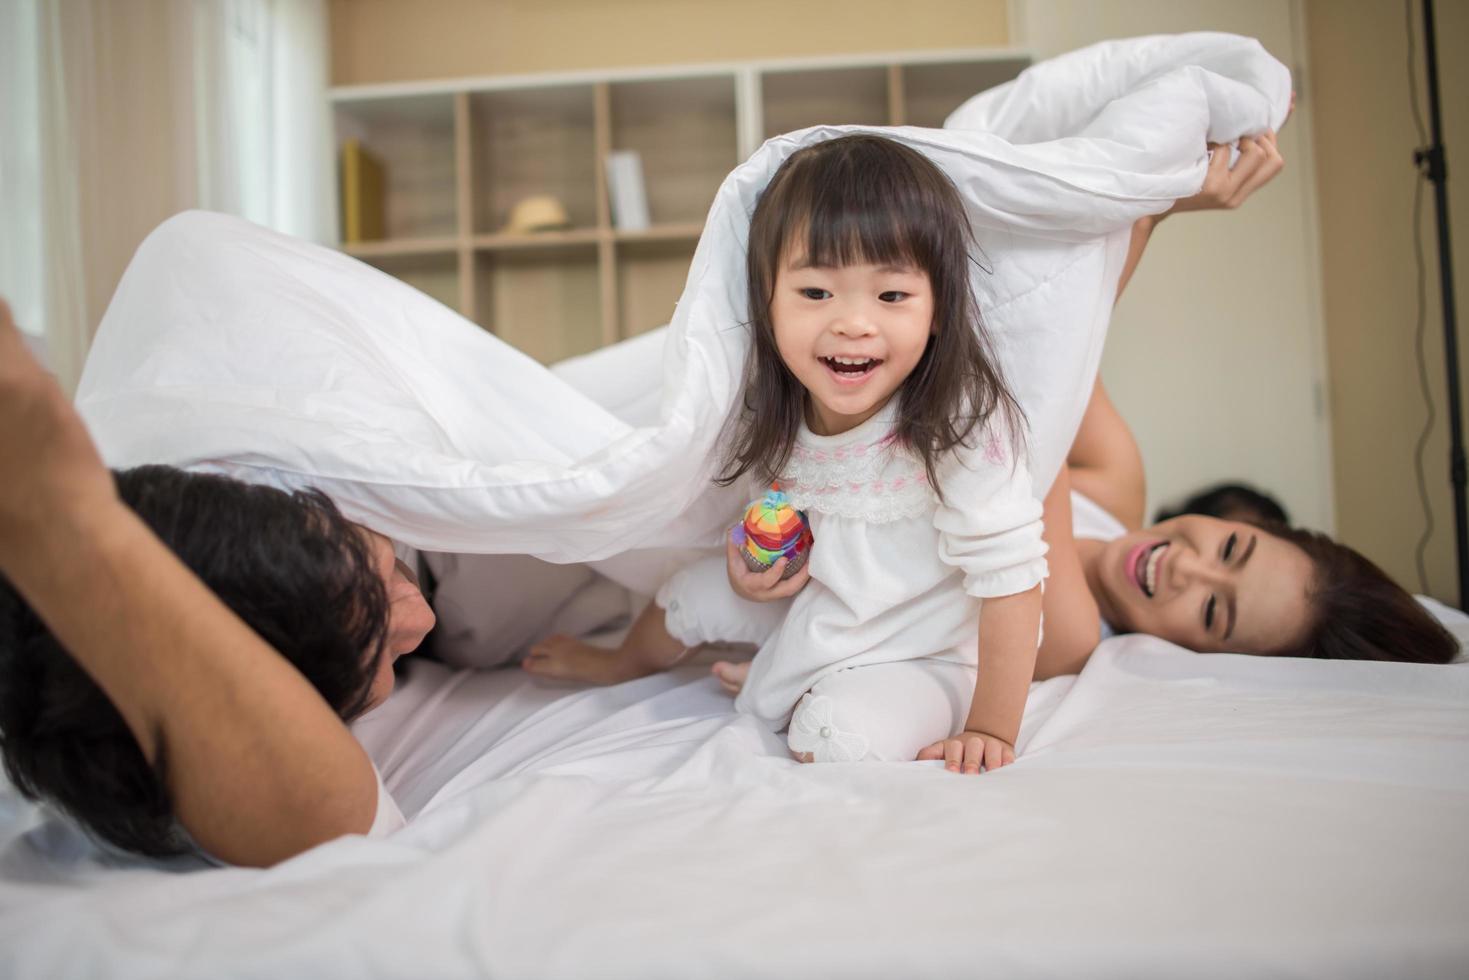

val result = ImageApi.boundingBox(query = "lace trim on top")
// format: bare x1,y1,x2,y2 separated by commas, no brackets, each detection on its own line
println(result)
780,411,934,524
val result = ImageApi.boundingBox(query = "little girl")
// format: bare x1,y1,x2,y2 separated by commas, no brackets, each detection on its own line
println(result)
525,134,1047,772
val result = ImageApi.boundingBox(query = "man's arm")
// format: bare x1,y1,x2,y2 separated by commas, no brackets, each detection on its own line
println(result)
0,301,378,867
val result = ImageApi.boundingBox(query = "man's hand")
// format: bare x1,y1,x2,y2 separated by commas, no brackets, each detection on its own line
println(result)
0,299,117,563
917,729,1015,774
725,528,811,602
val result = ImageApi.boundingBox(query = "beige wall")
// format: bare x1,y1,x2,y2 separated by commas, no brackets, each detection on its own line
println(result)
1307,0,1469,603
329,0,1009,85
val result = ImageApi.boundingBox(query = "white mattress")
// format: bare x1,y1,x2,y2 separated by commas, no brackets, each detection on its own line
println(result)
3,633,1466,979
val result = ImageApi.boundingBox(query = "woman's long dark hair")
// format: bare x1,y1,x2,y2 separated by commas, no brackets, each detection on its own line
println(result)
1263,523,1458,664
718,134,1022,497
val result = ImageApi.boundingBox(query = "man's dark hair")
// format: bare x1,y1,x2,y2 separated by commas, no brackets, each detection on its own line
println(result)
1155,482,1290,527
0,465,389,857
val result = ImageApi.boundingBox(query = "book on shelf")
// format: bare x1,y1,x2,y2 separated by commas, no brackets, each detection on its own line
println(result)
341,139,386,244
605,150,650,232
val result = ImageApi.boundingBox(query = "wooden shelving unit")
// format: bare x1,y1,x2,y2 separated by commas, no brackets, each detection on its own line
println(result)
332,49,1029,364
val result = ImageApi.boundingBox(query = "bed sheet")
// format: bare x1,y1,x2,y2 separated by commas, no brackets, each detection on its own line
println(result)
3,634,1466,980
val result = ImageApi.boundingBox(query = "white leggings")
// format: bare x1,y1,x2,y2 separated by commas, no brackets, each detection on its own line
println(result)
655,553,790,648
788,659,977,763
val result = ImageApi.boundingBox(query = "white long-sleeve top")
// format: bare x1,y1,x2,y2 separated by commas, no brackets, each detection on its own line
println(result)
733,401,1049,729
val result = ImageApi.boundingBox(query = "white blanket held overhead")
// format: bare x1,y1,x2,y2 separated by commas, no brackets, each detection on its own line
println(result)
76,34,1290,564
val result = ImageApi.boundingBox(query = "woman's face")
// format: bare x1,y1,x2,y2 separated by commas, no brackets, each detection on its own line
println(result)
361,530,436,709
1090,514,1315,654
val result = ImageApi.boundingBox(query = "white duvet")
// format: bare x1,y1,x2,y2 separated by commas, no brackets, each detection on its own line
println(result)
74,33,1289,573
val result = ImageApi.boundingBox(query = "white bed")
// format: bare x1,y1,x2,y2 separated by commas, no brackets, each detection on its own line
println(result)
3,625,1467,979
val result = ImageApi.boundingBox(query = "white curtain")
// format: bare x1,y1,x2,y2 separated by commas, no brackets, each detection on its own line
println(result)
0,0,47,355
192,0,336,243
1,0,333,394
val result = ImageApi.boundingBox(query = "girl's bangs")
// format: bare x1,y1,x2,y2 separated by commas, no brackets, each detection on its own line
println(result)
776,166,933,273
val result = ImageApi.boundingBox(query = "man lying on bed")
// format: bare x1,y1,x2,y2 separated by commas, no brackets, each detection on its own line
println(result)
0,146,1454,868
0,302,432,866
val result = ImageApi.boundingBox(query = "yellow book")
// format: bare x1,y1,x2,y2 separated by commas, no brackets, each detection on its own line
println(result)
341,140,385,244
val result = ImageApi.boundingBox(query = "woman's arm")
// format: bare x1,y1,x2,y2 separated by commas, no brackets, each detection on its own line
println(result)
0,302,378,867
1115,131,1285,300
1066,380,1146,533
1035,465,1103,680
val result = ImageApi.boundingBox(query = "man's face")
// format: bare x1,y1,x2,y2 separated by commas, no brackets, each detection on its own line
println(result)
361,530,435,709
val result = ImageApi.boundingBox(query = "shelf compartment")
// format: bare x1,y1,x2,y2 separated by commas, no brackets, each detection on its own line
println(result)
335,95,458,241
470,85,599,236
474,244,602,364
473,228,606,251
761,66,889,140
609,75,737,227
363,252,462,315
616,238,697,339
344,237,460,259
613,223,703,244
902,58,1029,128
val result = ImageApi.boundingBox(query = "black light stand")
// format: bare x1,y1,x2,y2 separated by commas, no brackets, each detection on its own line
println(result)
1414,0,1467,610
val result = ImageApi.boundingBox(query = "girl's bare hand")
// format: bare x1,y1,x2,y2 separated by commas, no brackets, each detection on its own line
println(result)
917,729,1015,774
725,529,811,602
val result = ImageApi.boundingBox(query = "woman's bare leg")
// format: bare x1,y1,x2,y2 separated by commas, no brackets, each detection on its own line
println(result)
710,659,751,696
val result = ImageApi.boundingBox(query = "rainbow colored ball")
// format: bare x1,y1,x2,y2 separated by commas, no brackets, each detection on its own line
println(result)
734,486,814,579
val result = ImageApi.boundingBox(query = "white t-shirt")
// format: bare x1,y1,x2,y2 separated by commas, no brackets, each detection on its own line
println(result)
366,763,406,837
1070,490,1127,639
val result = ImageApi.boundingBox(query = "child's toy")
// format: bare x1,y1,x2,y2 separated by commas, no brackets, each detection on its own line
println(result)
733,484,814,579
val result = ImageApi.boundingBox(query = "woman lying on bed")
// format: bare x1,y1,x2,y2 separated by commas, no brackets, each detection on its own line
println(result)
1028,379,1456,680
1027,133,1453,677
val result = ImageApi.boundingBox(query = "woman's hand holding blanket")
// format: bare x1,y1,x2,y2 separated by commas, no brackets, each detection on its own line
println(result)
1166,129,1284,215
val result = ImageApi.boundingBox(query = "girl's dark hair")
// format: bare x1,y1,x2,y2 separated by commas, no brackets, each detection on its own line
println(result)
1262,523,1457,664
719,133,1022,494
0,465,390,858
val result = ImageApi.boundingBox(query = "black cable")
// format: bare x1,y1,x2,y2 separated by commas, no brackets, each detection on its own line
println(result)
1406,0,1436,594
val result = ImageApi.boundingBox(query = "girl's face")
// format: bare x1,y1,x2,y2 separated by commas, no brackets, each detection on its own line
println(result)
1091,514,1315,654
770,250,934,436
